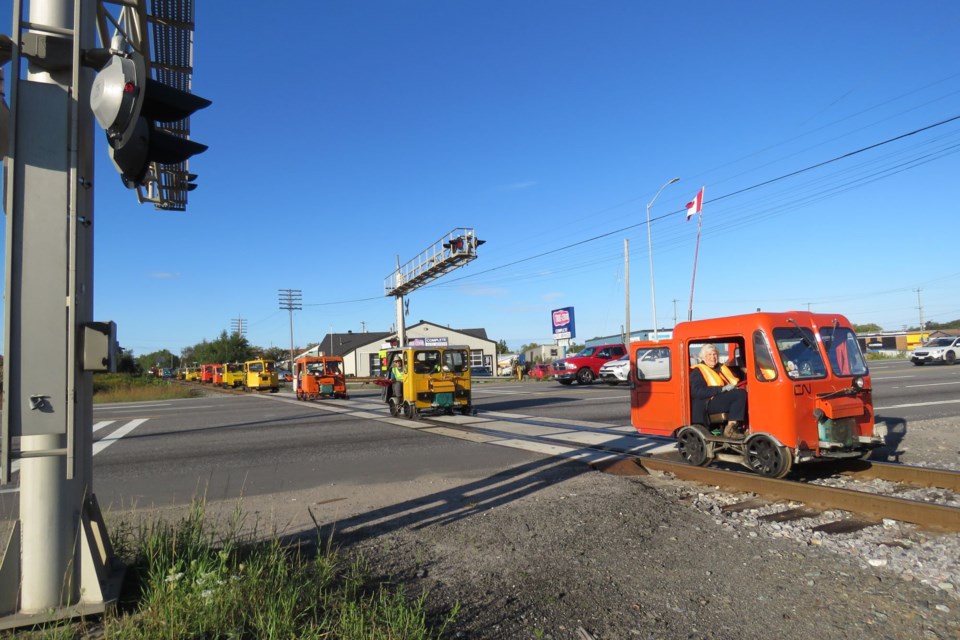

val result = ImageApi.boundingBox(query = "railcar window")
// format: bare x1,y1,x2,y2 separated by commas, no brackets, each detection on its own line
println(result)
264,361,276,372
635,347,671,380
820,326,868,377
248,362,263,373
773,327,826,379
752,330,778,381
414,350,442,373
443,350,468,373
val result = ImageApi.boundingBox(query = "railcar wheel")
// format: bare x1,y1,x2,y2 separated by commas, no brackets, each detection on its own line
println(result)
577,368,595,385
677,425,712,467
402,401,414,419
389,398,400,417
745,435,792,479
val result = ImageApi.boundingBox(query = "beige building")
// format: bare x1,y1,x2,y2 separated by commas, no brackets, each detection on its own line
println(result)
300,320,497,377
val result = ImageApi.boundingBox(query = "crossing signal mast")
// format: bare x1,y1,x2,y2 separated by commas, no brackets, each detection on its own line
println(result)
0,0,209,630
384,228,485,345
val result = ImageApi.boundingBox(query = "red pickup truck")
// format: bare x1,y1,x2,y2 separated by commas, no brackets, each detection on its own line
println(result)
552,343,626,385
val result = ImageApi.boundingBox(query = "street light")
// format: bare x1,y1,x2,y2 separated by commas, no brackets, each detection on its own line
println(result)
646,177,680,341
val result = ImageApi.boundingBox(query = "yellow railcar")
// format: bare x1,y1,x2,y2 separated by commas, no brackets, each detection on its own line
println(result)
244,358,279,392
382,346,473,419
222,362,245,388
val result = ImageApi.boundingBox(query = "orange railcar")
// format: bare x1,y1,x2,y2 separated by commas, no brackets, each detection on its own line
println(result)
629,311,883,478
199,363,217,384
294,356,348,401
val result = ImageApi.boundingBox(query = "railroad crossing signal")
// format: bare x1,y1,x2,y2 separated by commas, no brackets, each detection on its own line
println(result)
90,49,210,189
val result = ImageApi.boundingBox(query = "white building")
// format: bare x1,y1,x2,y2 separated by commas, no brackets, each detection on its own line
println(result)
300,320,497,377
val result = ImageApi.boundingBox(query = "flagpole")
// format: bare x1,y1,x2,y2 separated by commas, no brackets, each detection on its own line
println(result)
687,210,703,321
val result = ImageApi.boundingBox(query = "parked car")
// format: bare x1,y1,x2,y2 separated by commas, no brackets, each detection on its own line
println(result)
634,346,672,380
911,336,960,366
470,366,492,377
277,369,293,382
599,354,630,385
552,343,626,385
527,363,552,380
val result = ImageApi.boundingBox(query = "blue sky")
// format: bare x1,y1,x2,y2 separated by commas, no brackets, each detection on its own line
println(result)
3,1,959,355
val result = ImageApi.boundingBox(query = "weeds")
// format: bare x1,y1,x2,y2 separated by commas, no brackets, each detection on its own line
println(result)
10,499,456,639
92,373,199,404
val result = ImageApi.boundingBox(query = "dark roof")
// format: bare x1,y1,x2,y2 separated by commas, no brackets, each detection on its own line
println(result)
316,321,491,357
316,331,392,358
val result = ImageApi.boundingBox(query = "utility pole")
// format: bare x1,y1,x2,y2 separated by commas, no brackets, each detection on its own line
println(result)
916,288,925,340
231,316,246,337
278,288,302,376
672,299,678,328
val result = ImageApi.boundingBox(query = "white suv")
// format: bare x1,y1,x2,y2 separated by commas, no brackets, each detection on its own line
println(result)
911,337,960,366
599,354,630,385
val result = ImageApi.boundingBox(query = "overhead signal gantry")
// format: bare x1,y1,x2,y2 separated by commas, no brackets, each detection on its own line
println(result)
384,228,484,345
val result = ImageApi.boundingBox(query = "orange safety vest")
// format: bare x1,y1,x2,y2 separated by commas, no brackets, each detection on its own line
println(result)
694,363,739,387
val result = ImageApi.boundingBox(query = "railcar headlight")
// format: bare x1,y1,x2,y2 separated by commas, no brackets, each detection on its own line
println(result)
852,376,865,390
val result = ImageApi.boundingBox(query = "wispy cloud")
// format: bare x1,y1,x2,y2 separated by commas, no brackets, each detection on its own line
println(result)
496,181,537,191
542,292,563,302
149,272,180,280
460,285,508,298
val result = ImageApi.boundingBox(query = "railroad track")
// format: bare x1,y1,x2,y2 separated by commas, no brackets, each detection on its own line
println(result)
366,407,960,533
191,384,960,533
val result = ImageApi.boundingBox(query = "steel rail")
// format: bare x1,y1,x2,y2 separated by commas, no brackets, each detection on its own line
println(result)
634,455,960,533
836,460,960,492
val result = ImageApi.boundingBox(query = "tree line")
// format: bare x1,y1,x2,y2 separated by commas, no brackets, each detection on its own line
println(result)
125,330,313,374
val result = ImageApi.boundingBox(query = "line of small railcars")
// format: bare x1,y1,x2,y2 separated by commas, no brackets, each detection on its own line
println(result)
176,358,280,393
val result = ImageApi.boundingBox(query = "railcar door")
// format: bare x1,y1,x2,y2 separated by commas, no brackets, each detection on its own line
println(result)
630,345,679,436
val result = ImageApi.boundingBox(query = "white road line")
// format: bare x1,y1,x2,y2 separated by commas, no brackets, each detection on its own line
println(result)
92,418,149,456
94,402,172,409
875,399,960,410
904,381,960,388
93,420,115,432
95,404,217,413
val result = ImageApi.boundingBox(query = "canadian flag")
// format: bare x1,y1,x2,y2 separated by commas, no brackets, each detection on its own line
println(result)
685,187,705,221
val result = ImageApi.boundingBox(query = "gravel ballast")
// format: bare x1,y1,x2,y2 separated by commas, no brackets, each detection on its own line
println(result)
328,416,960,639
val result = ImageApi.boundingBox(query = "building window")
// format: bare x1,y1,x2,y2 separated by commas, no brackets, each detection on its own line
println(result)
470,350,484,367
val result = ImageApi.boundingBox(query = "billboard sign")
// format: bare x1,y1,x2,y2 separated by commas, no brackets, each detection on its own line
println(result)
552,306,576,340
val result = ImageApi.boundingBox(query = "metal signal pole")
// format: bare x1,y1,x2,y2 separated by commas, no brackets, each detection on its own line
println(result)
0,0,123,628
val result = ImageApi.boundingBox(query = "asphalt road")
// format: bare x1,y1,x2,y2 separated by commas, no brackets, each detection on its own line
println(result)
2,358,957,515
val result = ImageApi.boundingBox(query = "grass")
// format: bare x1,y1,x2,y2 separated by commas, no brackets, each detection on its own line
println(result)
93,373,200,404
11,500,458,639
865,351,907,361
